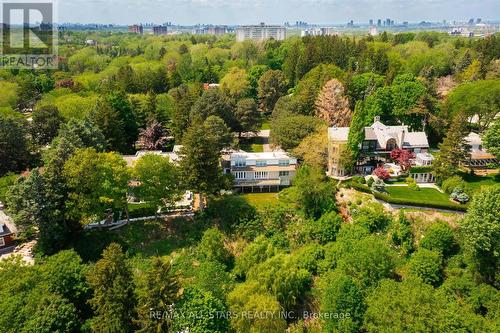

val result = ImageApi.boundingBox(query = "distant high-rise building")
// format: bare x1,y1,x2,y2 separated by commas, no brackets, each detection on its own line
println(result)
476,18,482,24
377,19,382,27
235,23,286,42
468,18,474,25
153,25,168,35
386,18,391,26
128,24,143,35
369,19,374,26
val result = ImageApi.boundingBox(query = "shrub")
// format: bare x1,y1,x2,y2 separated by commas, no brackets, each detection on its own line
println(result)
307,211,343,244
406,177,420,191
408,249,443,286
442,176,465,194
450,187,469,204
352,202,392,233
420,221,457,256
366,177,375,187
372,178,386,192
372,192,467,212
373,167,390,180
352,176,366,184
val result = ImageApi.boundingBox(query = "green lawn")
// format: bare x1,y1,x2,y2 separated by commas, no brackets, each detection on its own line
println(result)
240,142,264,152
240,136,265,152
385,187,453,205
459,172,499,192
260,120,270,130
242,193,279,209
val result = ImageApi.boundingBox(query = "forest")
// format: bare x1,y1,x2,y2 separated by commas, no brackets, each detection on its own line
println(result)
0,30,499,332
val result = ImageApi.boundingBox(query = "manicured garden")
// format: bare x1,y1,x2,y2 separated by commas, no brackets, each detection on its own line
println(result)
384,187,452,206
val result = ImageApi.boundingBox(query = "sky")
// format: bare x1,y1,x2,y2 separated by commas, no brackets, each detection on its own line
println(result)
57,0,500,25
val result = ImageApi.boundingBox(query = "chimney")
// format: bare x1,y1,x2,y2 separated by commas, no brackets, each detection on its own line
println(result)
374,116,380,123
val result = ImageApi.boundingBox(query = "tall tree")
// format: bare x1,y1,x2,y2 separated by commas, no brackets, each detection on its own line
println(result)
460,186,500,285
0,114,31,176
432,116,469,181
63,148,129,225
87,243,137,333
234,98,261,137
169,84,200,142
203,115,234,151
107,91,138,153
89,98,127,153
314,79,352,126
136,257,180,333
179,122,228,209
220,67,250,98
30,105,64,146
190,88,236,130
257,69,288,114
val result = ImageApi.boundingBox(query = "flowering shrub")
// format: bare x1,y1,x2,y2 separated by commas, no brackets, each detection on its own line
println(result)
373,167,390,180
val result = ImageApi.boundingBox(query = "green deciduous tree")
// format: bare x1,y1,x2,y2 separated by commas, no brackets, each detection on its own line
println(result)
270,115,324,151
30,105,64,146
63,148,130,225
460,186,500,285
483,118,500,159
234,98,261,137
258,69,288,114
190,88,236,130
408,248,443,286
420,221,457,257
133,153,180,213
220,67,250,98
172,287,229,333
317,270,366,333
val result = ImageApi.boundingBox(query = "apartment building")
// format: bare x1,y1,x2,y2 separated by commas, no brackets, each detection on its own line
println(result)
153,25,168,35
128,24,143,35
225,151,297,192
235,23,286,42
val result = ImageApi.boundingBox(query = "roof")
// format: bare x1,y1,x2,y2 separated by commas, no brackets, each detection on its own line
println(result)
122,148,183,167
328,127,350,141
231,151,293,160
464,132,482,146
328,120,429,149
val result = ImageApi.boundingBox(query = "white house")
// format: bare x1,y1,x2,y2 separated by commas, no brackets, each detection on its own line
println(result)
225,151,297,192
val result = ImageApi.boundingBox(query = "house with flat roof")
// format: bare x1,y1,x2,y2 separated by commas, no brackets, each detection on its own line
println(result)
224,151,297,192
328,117,432,177
122,145,183,167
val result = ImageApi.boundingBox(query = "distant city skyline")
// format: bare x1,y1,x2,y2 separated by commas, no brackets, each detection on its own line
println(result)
58,0,500,25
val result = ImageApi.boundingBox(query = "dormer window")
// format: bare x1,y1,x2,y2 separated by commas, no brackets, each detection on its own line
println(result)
386,138,397,150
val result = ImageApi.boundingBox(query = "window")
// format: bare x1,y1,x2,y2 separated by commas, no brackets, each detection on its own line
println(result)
0,237,4,247
233,171,246,180
235,160,246,167
254,171,269,179
256,160,267,167
278,160,289,166
279,171,289,177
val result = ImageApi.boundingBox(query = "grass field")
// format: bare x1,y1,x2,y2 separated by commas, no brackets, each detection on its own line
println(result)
242,193,279,209
385,187,453,205
459,172,499,191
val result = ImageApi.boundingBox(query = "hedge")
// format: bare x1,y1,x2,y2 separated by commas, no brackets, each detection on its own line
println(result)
372,192,468,212
341,181,372,194
410,166,433,174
